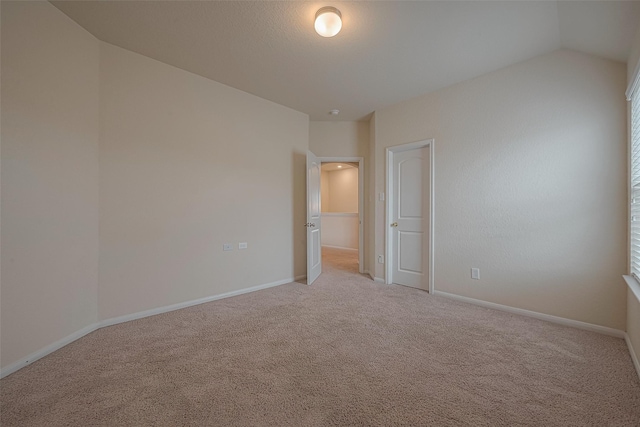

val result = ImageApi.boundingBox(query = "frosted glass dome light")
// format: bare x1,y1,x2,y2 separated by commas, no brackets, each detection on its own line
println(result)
315,7,342,38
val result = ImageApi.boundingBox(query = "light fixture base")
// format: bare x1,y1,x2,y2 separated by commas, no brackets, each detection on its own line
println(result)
315,6,342,38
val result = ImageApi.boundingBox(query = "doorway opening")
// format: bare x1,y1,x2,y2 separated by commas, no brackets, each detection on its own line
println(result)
320,157,364,274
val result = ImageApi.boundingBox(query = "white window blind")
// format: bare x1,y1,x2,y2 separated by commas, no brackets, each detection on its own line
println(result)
631,86,640,280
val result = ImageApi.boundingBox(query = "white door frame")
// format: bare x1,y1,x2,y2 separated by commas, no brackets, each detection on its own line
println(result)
385,140,434,293
319,156,364,274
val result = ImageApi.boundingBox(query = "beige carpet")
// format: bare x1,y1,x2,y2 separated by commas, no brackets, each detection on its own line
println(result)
2,247,640,426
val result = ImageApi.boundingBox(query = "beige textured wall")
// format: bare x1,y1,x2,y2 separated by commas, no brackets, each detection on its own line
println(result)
1,1,100,368
309,121,368,158
321,170,330,212
373,50,627,329
321,214,359,249
368,115,377,277
628,26,640,84
628,289,640,372
326,168,358,213
99,43,308,320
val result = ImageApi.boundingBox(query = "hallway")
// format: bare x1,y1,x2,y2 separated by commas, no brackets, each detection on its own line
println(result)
321,246,359,276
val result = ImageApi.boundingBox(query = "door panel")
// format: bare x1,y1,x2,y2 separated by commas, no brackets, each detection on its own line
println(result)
398,231,422,273
391,146,429,290
399,158,422,218
307,151,322,284
310,227,321,268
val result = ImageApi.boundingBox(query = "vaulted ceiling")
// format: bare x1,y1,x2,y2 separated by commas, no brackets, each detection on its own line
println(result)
52,1,640,121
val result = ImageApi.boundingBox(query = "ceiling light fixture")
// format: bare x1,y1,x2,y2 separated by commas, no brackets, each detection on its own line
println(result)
315,7,342,38
329,109,340,115
338,165,343,168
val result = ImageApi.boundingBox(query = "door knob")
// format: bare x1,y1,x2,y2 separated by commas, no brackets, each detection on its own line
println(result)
391,222,398,227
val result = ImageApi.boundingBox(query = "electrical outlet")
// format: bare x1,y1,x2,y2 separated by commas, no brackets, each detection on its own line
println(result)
239,242,248,250
223,243,232,251
378,255,384,264
471,268,480,280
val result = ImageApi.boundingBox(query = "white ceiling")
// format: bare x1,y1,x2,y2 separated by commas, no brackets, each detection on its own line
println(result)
51,1,640,121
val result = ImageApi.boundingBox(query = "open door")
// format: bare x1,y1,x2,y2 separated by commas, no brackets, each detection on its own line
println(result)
307,150,322,284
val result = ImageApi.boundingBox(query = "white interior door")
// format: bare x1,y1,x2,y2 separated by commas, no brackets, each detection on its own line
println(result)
307,150,322,284
390,146,429,290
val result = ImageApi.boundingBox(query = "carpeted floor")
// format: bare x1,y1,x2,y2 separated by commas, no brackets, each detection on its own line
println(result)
2,247,640,426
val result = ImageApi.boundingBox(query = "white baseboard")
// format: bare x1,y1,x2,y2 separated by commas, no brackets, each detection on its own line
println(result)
99,277,295,329
433,291,625,339
625,333,640,380
0,323,100,379
5,280,635,380
0,277,296,379
437,290,638,378
321,245,358,252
